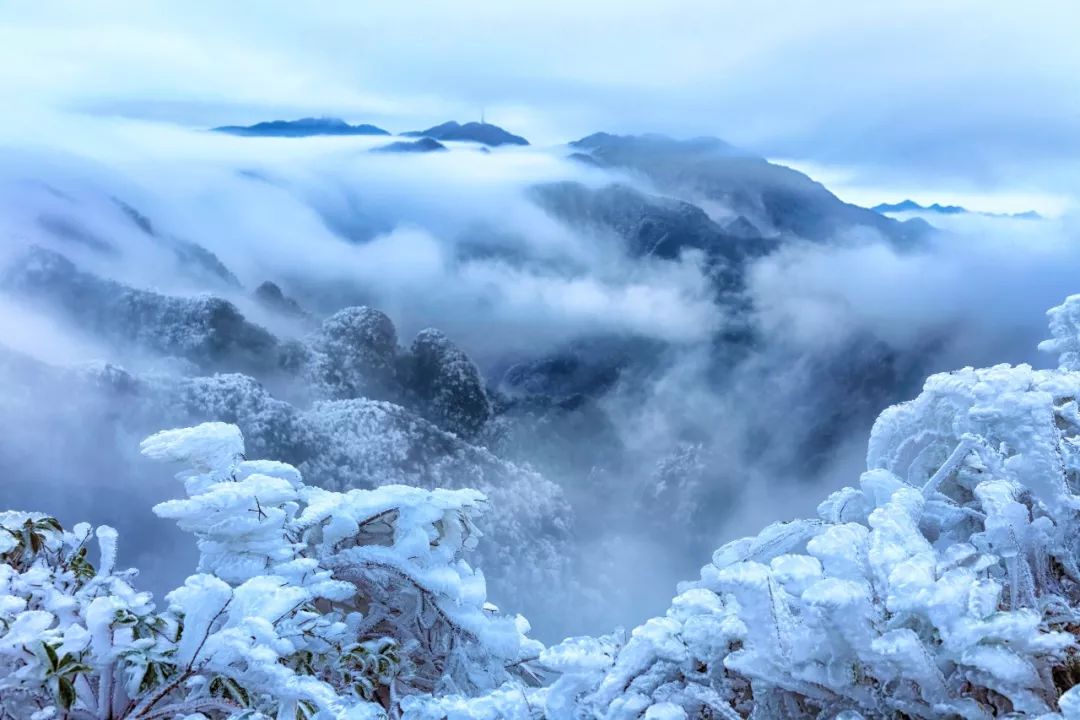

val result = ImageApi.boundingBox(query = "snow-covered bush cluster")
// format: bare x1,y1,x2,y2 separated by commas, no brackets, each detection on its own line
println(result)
521,295,1080,719
8,281,1080,719
2,246,494,443
0,422,539,719
0,343,574,630
0,246,279,374
309,307,401,405
305,308,493,441
0,242,570,625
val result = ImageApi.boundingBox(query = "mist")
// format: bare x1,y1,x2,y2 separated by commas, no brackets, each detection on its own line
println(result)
0,113,1077,642
0,118,722,358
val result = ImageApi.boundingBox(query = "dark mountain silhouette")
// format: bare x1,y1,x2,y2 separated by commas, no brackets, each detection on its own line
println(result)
873,199,1041,219
570,133,930,246
213,117,390,137
371,137,448,153
402,121,528,147
530,181,769,263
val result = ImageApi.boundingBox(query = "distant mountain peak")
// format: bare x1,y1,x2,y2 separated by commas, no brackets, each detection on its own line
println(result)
212,117,391,137
569,132,754,158
565,132,927,247
371,137,448,153
873,199,964,214
873,199,1041,220
401,120,529,147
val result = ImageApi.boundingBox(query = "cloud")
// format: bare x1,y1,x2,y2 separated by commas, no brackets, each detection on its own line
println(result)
2,23,1080,636
561,209,1080,631
746,213,1080,368
0,297,110,363
3,0,1079,194
0,119,720,364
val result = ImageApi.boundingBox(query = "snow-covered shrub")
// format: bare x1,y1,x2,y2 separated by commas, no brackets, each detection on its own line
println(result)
253,280,311,321
1,246,279,373
401,329,492,439
0,349,575,631
306,312,493,441
1039,293,1080,371
295,398,574,621
309,307,401,402
537,298,1080,719
162,377,572,618
0,422,538,719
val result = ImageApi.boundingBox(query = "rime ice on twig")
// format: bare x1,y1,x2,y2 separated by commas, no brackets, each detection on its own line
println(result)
522,299,1080,719
0,422,538,719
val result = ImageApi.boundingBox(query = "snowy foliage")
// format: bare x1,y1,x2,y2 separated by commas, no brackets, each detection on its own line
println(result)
0,345,574,627
526,309,1080,719
401,329,492,439
0,422,538,719
309,307,401,403
296,399,572,617
1039,295,1080,372
9,239,1080,718
150,374,572,618
1,246,279,373
306,311,493,440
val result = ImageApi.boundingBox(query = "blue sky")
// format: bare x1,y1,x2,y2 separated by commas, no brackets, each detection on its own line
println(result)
2,0,1079,212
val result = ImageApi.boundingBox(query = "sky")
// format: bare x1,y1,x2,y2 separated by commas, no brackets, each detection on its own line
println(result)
2,0,1080,212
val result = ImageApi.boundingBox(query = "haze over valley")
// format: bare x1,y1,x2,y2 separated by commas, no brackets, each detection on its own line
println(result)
3,4,1080,719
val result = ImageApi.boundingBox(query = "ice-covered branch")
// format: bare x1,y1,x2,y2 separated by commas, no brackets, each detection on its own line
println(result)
1,422,536,719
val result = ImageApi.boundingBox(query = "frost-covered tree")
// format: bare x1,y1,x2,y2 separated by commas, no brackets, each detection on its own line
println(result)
400,329,492,439
1039,293,1080,371
253,281,311,321
0,422,539,719
308,307,401,402
0,347,575,631
414,296,1080,719
1,246,279,374
524,295,1080,719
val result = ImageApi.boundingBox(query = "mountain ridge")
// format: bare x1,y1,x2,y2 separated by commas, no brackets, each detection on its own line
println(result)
873,198,1041,219
213,117,391,137
568,132,931,246
402,120,529,147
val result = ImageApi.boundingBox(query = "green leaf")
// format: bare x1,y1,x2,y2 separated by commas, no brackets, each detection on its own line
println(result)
139,663,160,694
210,675,251,706
56,652,76,671
296,700,317,720
41,642,59,672
352,677,375,700
57,676,76,710
113,609,138,626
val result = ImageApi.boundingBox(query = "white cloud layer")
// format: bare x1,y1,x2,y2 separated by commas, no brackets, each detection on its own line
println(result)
2,0,1079,200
